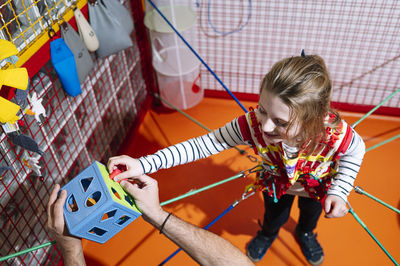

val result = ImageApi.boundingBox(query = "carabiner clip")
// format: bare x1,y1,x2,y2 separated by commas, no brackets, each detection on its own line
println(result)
243,164,264,177
247,154,258,163
242,185,256,200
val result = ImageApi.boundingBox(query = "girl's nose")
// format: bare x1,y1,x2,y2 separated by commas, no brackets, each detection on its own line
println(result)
262,118,276,133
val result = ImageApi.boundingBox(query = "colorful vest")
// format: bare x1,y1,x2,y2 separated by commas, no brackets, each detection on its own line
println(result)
238,108,354,203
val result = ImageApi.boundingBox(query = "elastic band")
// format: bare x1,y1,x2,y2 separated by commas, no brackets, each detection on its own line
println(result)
159,213,173,234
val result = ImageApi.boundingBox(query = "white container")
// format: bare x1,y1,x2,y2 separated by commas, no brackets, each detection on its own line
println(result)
144,4,198,60
152,45,202,110
145,3,202,110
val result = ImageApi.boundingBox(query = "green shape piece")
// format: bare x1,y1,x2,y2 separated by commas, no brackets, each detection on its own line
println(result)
96,162,141,214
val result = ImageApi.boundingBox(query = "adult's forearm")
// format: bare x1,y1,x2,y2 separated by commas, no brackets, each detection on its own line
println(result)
59,242,86,266
148,210,253,266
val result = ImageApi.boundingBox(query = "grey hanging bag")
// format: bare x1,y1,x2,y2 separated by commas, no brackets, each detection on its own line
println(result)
61,22,94,84
103,0,134,34
89,0,133,58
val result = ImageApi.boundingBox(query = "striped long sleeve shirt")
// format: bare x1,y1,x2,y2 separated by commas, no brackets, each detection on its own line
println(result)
138,117,365,202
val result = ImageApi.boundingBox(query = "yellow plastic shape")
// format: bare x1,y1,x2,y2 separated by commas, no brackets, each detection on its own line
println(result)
0,68,29,91
0,97,20,124
0,40,19,61
24,108,35,115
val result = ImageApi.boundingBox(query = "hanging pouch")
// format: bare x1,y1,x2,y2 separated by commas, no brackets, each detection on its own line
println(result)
61,22,94,84
89,0,133,58
50,37,82,97
74,7,99,52
103,0,134,34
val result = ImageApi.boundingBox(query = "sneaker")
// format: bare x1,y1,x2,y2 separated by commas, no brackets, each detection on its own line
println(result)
246,231,278,262
295,227,324,265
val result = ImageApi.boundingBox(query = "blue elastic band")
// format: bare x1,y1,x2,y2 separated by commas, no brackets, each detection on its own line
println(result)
159,203,236,265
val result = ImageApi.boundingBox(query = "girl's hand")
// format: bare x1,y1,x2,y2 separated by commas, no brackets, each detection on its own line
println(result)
324,195,348,218
107,155,144,182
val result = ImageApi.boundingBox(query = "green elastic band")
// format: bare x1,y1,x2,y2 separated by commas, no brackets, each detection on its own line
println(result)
0,240,56,262
352,88,400,128
160,172,244,206
349,209,399,266
366,134,400,153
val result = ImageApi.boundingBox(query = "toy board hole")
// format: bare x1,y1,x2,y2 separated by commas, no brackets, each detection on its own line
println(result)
88,227,107,236
101,210,117,221
67,195,78,212
81,177,93,192
111,187,121,200
86,191,101,207
116,215,130,225
124,195,134,206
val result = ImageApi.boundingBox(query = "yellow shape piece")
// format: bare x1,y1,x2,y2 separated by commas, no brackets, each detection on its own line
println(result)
0,68,29,91
0,40,19,61
0,97,20,124
87,197,96,206
24,108,35,115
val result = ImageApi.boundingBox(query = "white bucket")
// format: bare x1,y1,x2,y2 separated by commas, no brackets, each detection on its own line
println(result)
144,5,196,33
152,45,202,110
144,5,197,53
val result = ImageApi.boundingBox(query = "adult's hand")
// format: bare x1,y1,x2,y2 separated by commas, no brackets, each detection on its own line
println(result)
46,184,85,266
120,175,166,225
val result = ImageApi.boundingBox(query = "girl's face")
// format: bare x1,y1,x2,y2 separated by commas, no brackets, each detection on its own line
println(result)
257,90,300,145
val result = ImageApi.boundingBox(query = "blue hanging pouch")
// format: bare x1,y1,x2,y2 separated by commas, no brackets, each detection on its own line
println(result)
50,38,82,97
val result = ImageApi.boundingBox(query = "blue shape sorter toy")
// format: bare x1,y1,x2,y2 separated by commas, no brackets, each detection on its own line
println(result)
62,161,141,243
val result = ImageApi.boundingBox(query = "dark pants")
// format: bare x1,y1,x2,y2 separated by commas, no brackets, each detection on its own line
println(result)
261,192,323,237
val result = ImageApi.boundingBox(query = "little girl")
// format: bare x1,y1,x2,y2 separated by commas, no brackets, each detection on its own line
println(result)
108,55,365,265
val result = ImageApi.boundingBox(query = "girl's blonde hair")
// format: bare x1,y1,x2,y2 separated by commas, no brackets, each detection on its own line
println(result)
260,55,340,154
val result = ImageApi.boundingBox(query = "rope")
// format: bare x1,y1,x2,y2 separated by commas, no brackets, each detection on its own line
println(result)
348,206,399,266
354,186,400,214
146,0,248,113
207,0,252,36
160,172,245,206
154,93,258,163
365,133,400,153
159,203,236,265
351,87,400,128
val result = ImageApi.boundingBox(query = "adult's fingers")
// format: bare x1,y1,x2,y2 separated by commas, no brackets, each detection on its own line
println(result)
53,190,67,228
113,171,134,182
47,184,60,217
131,174,155,185
120,181,141,196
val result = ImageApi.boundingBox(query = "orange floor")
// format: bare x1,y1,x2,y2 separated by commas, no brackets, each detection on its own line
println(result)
82,97,400,265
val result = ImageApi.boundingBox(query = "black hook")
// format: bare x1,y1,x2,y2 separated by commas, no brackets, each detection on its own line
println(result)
48,27,56,39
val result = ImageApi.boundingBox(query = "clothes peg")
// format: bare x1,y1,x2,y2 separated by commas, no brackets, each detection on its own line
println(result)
0,39,19,61
0,68,29,91
0,97,20,124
